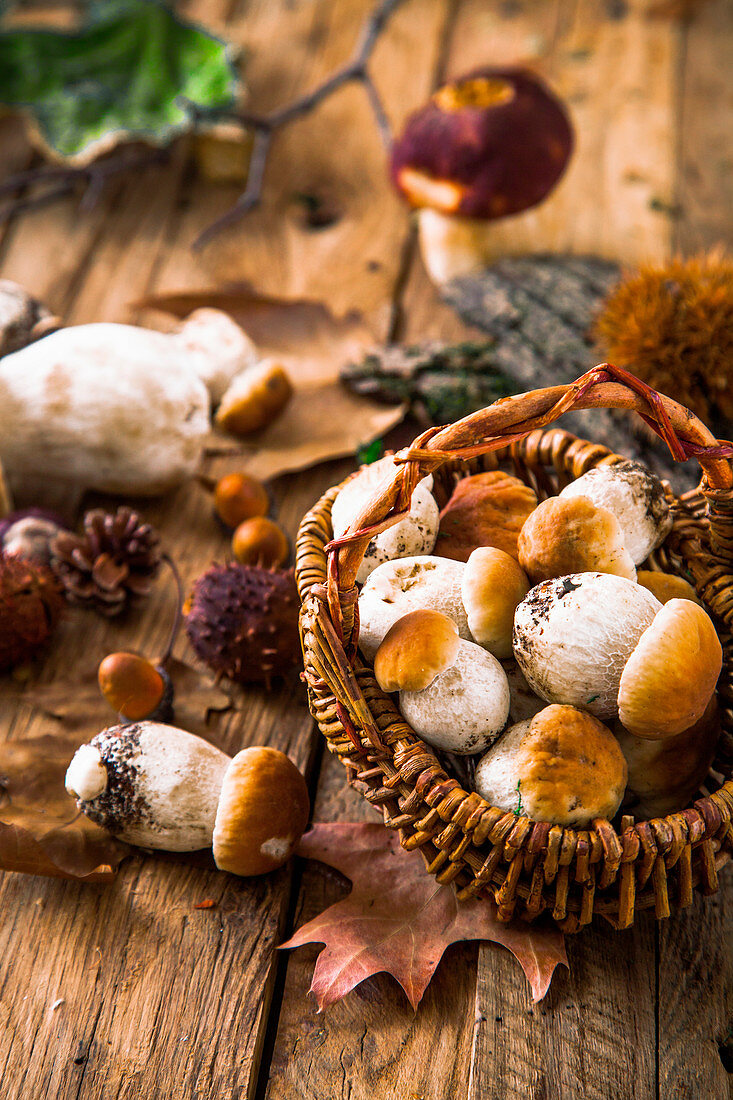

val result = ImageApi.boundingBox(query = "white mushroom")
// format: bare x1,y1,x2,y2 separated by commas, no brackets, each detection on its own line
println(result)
173,308,257,406
332,457,438,585
65,723,310,875
512,572,662,718
0,322,212,497
559,461,672,564
474,705,627,826
357,555,469,661
399,639,510,754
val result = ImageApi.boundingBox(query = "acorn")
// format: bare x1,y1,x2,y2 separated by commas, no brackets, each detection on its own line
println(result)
213,472,269,529
232,517,289,568
184,563,300,686
98,652,172,723
0,556,64,670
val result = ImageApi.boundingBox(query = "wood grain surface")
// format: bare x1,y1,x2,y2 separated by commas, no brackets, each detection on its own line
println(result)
0,2,731,1099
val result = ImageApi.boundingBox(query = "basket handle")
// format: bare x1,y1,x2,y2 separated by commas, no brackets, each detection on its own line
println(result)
325,365,733,641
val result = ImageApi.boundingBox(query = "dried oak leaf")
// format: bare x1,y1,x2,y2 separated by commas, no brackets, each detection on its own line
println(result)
280,822,567,1009
137,289,405,481
25,656,231,740
0,734,128,880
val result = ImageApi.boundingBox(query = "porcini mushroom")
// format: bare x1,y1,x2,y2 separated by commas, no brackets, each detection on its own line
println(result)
65,723,309,874
559,461,672,565
215,358,293,436
461,547,530,658
636,570,701,606
614,699,720,819
512,572,661,717
617,599,722,738
399,638,510,754
357,555,469,661
391,67,573,283
437,470,538,562
331,457,439,585
517,494,636,583
373,608,460,692
0,312,256,499
474,705,627,826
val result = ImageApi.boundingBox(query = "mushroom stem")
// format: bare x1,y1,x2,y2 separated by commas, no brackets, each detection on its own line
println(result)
418,209,495,284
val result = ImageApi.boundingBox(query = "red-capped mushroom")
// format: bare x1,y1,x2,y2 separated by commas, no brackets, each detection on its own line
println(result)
391,67,573,283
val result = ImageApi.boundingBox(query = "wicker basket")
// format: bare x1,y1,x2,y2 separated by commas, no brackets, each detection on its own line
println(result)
295,366,733,931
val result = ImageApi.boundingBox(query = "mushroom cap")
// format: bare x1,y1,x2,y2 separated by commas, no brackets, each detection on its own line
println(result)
517,494,636,583
437,470,538,562
391,67,573,220
67,722,231,851
512,572,662,717
331,458,438,585
614,698,720,819
617,598,722,738
374,608,460,692
215,359,293,436
636,570,702,606
559,460,672,565
462,547,530,658
213,747,310,876
399,638,510,755
357,555,469,661
474,705,627,826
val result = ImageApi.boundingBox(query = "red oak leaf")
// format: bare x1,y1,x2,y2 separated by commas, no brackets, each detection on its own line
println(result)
280,822,567,1010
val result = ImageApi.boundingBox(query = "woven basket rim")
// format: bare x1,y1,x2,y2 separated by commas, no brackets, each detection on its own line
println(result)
296,418,733,931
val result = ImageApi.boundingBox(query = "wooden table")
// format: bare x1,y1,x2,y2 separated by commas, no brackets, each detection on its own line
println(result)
1,2,732,1097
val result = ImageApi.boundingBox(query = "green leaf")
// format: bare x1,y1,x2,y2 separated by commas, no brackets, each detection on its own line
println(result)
0,0,240,164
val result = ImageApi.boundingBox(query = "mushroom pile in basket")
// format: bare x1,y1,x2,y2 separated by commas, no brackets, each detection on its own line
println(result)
335,455,722,827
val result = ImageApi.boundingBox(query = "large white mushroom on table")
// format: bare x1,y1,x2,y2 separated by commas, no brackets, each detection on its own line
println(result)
0,305,291,504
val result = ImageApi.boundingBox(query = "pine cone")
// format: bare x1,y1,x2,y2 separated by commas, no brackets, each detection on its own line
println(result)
50,507,161,616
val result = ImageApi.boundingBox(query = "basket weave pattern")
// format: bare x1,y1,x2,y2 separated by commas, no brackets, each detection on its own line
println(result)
295,369,733,931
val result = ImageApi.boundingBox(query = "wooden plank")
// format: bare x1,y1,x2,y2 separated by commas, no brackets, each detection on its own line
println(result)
263,751,477,1100
658,883,733,1100
469,921,657,1100
674,0,733,255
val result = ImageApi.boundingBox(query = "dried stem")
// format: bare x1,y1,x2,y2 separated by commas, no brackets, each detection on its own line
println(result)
0,0,405,246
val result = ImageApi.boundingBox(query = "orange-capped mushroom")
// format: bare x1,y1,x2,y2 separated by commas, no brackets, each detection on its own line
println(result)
636,570,702,606
437,470,538,562
617,599,722,739
517,494,636,583
213,747,310,876
461,547,529,658
373,608,460,692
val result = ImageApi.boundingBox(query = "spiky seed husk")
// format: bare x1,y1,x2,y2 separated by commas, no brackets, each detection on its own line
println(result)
594,252,733,430
0,556,64,669
184,563,300,686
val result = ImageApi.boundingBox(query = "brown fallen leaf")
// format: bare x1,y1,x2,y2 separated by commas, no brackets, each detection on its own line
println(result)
137,289,405,481
280,822,567,1010
19,656,231,740
0,734,129,880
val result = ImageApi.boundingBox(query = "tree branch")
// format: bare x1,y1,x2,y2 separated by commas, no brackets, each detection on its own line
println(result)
0,0,406,247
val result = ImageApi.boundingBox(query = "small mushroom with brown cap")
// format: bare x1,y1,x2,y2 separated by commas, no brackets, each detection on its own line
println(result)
391,67,573,284
399,639,510,755
613,698,720,820
517,494,636,584
559,461,672,565
461,547,530,658
65,723,309,875
474,704,627,826
373,609,459,692
617,598,722,739
513,572,662,717
357,555,469,661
